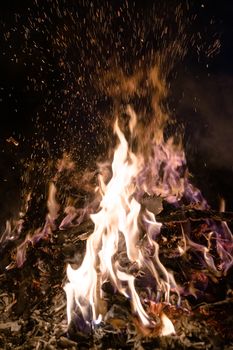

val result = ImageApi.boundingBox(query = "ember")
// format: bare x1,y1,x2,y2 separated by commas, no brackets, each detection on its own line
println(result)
0,1,233,349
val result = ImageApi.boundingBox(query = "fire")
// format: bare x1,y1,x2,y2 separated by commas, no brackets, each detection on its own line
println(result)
16,182,59,267
62,98,233,335
64,109,178,335
161,312,175,336
2,68,233,341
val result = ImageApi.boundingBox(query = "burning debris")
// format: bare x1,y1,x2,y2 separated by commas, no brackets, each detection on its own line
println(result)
1,97,233,349
0,1,233,349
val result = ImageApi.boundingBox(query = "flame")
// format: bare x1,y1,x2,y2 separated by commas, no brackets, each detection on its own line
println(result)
16,182,59,267
64,112,178,334
0,192,31,246
64,100,233,334
2,68,232,339
161,312,175,336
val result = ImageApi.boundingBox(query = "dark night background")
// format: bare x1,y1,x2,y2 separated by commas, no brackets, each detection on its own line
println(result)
0,0,232,230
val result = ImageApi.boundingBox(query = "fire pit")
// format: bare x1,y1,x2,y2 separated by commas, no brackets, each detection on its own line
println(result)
0,1,233,349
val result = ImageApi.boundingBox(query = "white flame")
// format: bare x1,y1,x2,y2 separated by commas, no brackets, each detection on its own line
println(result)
65,111,177,331
161,312,175,336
